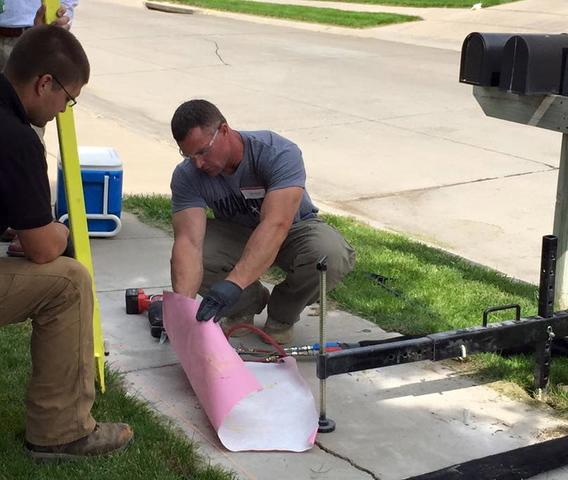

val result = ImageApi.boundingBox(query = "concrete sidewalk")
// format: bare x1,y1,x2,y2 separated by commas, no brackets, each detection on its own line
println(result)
90,214,568,479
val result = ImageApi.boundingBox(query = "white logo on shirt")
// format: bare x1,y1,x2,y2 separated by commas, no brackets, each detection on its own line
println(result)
240,187,266,200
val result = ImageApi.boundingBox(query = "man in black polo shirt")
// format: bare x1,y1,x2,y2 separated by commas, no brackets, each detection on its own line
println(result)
0,25,133,460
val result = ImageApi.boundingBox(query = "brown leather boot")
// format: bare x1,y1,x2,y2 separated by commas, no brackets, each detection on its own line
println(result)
26,423,133,461
263,319,295,345
0,227,16,242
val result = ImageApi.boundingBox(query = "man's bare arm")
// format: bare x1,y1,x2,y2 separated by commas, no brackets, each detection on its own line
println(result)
171,208,207,297
17,221,69,264
226,187,303,289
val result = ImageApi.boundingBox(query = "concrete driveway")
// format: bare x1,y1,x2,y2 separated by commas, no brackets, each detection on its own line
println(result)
45,0,568,284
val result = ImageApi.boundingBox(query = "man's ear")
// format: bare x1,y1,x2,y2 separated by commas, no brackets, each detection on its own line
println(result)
35,74,52,97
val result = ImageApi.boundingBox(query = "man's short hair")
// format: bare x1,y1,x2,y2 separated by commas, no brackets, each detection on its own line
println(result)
171,99,227,142
4,25,89,87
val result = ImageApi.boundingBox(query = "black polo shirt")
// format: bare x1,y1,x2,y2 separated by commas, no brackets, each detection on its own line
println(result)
0,73,53,233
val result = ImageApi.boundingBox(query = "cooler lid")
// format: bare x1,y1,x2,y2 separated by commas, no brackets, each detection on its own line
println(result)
58,146,122,169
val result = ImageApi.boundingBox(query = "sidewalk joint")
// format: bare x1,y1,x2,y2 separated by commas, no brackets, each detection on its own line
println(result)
262,91,558,170
373,119,558,170
345,167,555,203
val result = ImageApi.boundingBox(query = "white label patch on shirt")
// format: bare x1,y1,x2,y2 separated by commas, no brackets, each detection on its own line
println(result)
241,187,266,200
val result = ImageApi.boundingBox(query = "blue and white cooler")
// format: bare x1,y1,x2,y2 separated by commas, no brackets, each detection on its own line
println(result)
55,146,123,237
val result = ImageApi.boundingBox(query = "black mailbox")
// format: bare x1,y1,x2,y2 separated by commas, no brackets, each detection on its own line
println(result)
460,32,514,87
500,34,568,95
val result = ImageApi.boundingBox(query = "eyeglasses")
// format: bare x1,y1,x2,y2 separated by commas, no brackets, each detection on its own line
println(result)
179,127,220,162
51,75,77,108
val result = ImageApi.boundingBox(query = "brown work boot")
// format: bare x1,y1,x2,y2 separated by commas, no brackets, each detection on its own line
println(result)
0,227,16,242
220,313,255,337
26,422,133,462
263,318,295,345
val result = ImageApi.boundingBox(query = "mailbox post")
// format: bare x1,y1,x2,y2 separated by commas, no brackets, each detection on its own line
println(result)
461,33,568,308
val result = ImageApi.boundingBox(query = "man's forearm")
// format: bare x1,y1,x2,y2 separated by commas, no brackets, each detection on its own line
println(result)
18,221,69,264
171,241,203,297
52,221,70,255
226,220,289,289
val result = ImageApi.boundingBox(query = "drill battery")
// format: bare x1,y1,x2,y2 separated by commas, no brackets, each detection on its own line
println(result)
125,288,164,339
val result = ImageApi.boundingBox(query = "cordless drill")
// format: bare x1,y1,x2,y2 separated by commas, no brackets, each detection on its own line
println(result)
125,288,164,339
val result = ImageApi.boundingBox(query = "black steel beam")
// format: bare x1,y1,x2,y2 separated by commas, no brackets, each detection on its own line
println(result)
317,337,433,378
318,312,568,379
405,435,568,480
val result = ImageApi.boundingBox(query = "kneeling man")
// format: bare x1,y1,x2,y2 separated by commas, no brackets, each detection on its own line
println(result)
170,99,355,344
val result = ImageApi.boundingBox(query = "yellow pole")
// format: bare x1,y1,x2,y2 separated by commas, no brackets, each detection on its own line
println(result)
44,0,106,391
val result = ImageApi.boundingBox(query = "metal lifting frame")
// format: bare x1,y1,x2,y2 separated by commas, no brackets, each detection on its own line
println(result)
315,235,568,478
317,235,560,397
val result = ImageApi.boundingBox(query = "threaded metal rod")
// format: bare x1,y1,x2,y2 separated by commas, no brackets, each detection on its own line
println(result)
319,261,327,419
316,256,335,432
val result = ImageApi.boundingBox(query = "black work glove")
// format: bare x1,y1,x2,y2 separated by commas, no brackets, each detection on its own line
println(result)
196,280,243,322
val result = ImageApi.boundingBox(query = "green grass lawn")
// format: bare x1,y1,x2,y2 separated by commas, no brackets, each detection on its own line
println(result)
167,0,420,27
308,0,521,7
0,321,235,479
123,193,568,415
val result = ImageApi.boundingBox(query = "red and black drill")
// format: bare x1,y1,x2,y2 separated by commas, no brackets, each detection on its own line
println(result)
125,288,164,339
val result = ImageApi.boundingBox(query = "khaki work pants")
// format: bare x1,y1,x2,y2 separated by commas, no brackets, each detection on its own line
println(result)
201,217,356,325
0,256,96,446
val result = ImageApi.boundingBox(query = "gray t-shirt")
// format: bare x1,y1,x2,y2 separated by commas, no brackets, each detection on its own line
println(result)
170,130,318,228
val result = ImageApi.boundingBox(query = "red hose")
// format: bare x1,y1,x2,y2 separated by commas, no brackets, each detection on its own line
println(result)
226,324,288,358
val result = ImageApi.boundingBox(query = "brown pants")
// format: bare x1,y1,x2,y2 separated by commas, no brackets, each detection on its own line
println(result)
0,256,96,446
201,217,356,325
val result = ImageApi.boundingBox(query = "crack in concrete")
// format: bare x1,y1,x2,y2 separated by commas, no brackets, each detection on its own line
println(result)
97,284,171,293
210,40,229,66
122,362,180,375
315,441,382,479
344,167,556,203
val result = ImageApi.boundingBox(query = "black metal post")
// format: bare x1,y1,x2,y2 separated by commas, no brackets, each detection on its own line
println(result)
538,235,558,318
534,235,558,393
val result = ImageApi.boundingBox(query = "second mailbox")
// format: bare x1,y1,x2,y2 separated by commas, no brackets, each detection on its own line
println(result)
500,34,568,96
